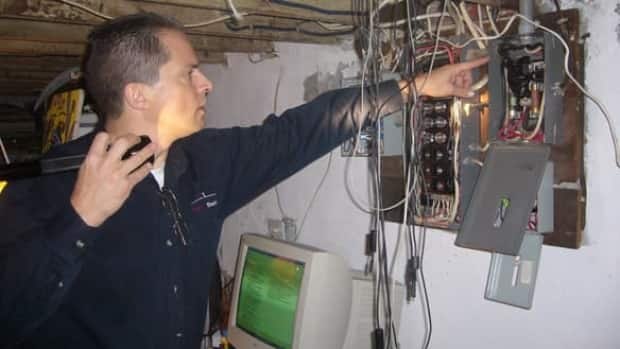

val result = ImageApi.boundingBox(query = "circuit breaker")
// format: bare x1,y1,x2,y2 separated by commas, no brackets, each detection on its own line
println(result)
457,32,564,255
381,46,484,231
381,30,566,241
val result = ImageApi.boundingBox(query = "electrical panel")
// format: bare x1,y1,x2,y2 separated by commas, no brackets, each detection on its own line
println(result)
487,32,565,146
381,46,484,230
342,2,586,316
416,98,459,226
381,29,568,244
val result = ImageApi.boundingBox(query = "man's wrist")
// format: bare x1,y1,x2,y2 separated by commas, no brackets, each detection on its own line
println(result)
398,76,426,103
70,196,105,227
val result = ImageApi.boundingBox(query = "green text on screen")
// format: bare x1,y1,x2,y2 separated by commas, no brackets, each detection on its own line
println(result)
237,247,305,349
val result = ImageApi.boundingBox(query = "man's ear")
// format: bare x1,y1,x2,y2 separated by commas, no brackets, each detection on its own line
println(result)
123,82,150,111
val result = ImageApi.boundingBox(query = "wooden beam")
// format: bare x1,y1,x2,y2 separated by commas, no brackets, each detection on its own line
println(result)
0,70,61,81
0,16,275,54
0,1,347,44
0,17,90,43
540,9,585,249
131,0,359,25
0,0,136,22
0,55,81,72
195,51,228,65
0,79,45,95
0,38,85,56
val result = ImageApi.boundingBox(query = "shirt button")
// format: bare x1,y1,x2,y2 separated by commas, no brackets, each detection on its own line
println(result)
176,332,183,338
173,285,178,294
58,281,64,288
76,240,85,249
166,239,173,247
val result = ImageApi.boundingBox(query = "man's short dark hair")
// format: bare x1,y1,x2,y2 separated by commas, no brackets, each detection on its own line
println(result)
83,12,184,121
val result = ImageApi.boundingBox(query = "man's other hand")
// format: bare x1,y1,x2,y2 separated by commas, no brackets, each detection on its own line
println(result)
399,57,489,101
70,132,155,227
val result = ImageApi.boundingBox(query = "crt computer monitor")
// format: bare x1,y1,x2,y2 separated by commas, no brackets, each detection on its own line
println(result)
228,233,353,349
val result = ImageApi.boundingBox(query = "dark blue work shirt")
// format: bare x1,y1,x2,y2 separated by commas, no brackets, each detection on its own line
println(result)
0,81,402,348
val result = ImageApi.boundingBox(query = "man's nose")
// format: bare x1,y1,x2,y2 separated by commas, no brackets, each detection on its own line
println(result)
195,69,213,95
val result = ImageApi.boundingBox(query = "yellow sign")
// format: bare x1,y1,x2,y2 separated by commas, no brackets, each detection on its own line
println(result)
0,181,7,195
42,89,85,153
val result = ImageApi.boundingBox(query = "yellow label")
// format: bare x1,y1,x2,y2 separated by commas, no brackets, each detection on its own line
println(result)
42,89,85,153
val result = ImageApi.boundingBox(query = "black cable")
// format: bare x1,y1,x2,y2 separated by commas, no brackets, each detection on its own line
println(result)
419,257,432,349
364,9,391,345
270,0,367,16
224,20,356,37
406,3,435,348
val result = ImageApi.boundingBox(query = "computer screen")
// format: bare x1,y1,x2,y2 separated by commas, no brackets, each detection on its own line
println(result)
228,233,353,349
236,248,305,349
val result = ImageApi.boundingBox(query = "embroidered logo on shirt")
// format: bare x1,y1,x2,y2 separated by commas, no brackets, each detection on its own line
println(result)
191,192,218,212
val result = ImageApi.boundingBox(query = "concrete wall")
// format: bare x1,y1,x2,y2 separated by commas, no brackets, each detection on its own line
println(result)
202,1,620,347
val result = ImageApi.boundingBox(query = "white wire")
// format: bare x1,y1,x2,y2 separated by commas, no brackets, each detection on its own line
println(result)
449,99,461,222
315,21,355,31
226,0,244,21
477,4,486,36
471,74,488,91
0,136,10,164
377,12,451,29
58,0,113,20
514,14,620,167
295,151,333,241
183,13,249,29
431,13,520,48
486,5,501,35
271,67,290,219
447,1,464,35
434,11,619,166
344,0,449,214
458,1,486,49
58,0,248,29
415,0,449,102
343,0,375,214
378,0,404,11
524,88,545,140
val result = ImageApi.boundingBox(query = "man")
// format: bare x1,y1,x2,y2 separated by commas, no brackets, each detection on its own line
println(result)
0,12,487,349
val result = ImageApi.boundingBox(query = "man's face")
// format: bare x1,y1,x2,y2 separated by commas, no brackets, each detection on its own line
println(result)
147,29,213,150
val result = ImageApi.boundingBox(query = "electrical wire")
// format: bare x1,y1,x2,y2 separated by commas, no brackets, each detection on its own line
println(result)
343,0,450,214
0,136,10,165
268,65,335,241
184,13,250,29
458,1,486,49
376,12,450,29
524,89,546,140
58,0,112,20
224,21,356,36
420,11,619,167
466,13,620,167
486,5,501,35
57,0,250,29
411,225,432,349
477,4,486,36
413,0,449,108
271,67,290,219
226,0,244,21
517,14,620,167
448,1,465,36
295,151,333,241
269,0,367,16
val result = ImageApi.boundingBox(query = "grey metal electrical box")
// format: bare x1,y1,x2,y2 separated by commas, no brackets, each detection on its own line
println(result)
485,233,544,309
487,32,565,144
455,143,550,255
